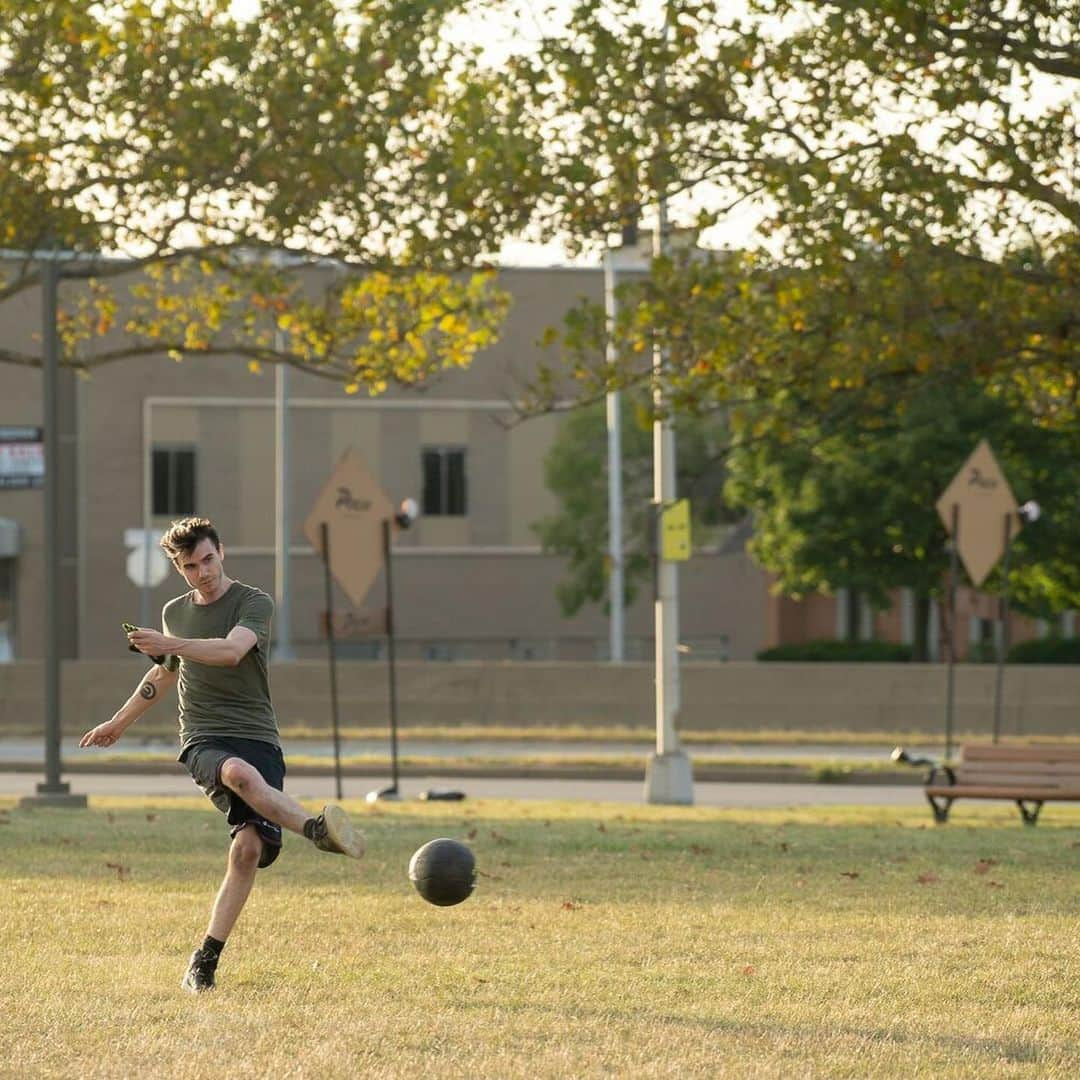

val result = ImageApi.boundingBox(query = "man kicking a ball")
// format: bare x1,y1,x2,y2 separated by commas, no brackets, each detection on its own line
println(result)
80,516,363,993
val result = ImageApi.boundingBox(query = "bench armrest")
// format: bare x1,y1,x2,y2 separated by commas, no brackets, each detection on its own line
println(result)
891,746,939,769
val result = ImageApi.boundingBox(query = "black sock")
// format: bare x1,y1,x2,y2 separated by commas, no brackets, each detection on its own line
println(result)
302,817,318,840
201,935,225,960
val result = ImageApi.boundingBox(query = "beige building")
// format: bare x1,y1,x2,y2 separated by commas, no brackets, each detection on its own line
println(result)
1,258,1059,666
0,262,769,664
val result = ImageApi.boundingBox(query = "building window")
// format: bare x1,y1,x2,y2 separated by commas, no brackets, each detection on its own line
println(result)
152,446,196,516
422,447,466,516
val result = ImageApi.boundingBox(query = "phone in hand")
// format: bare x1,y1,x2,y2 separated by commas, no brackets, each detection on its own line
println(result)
123,622,165,665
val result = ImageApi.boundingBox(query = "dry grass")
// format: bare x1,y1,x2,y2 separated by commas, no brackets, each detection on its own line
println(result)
0,796,1077,1079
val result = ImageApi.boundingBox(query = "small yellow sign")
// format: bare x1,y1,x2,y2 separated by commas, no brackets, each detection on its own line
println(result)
661,499,692,561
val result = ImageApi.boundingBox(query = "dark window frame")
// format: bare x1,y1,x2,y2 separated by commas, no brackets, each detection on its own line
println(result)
152,444,197,517
421,445,467,517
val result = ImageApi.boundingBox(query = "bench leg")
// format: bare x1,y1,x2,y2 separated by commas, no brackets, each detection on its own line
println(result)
927,794,953,824
1016,801,1043,826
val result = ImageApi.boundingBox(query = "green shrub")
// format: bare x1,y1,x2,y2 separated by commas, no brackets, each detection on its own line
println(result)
1007,636,1080,664
756,639,913,662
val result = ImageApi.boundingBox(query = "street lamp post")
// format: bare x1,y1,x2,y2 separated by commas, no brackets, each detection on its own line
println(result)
643,213,693,805
602,232,650,663
21,250,86,808
274,332,294,660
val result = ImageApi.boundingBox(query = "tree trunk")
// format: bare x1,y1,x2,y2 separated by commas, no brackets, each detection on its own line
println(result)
912,589,932,662
844,589,860,642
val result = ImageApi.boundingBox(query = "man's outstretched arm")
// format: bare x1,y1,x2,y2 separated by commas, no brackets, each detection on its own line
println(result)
79,663,178,748
128,625,257,668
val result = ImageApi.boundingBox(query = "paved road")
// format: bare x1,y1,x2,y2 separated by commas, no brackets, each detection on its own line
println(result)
0,736,931,764
2,769,927,808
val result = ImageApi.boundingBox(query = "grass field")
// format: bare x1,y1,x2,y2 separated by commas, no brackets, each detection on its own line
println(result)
1,796,1077,1078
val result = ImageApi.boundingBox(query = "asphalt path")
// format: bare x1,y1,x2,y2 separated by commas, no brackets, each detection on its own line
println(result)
3,769,927,809
0,736,932,764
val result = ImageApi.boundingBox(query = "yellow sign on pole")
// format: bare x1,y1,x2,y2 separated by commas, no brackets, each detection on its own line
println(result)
935,439,1020,587
303,448,394,606
661,499,692,562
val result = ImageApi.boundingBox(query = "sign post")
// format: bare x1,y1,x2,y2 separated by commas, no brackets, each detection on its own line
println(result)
318,522,344,801
304,449,394,800
936,440,1031,749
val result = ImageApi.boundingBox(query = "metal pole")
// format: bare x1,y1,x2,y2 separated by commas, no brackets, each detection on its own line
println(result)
22,251,85,808
274,343,294,659
944,502,959,761
992,512,1013,744
382,518,400,793
603,252,625,663
319,522,343,800
643,5,692,805
39,254,68,796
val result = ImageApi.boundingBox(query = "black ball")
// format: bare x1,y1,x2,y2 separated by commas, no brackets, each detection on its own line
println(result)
408,837,476,907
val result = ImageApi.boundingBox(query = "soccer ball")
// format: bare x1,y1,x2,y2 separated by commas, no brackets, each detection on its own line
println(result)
408,837,476,907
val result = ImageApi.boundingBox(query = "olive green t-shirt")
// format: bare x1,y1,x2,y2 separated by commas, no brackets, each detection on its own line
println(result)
162,581,280,751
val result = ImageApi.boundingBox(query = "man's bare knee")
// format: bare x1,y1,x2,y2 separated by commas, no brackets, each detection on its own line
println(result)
219,757,261,794
229,827,263,873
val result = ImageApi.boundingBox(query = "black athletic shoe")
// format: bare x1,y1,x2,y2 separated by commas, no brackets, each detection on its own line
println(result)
181,948,218,994
308,805,365,859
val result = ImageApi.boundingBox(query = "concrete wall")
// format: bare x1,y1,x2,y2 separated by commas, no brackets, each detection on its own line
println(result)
1,660,1076,738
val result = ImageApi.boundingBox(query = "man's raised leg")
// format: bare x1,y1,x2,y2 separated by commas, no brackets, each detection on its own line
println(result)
218,757,364,858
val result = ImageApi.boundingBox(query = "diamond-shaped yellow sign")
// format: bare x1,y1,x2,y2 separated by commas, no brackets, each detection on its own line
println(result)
936,439,1020,587
303,448,394,606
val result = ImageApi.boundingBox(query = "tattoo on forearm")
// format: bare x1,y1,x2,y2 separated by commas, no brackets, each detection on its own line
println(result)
139,683,156,700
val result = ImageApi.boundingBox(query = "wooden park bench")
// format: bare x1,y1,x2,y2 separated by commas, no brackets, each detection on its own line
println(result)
892,743,1080,826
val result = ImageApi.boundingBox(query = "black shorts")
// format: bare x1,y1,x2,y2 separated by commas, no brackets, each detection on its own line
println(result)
179,736,287,869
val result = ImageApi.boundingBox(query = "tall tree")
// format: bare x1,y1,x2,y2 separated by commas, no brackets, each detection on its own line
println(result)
505,0,1078,419
725,377,1080,658
0,0,538,386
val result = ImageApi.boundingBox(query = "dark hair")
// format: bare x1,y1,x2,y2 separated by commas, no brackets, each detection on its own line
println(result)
159,517,221,562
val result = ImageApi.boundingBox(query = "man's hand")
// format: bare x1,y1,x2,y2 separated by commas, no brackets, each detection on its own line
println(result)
79,716,128,749
127,627,171,657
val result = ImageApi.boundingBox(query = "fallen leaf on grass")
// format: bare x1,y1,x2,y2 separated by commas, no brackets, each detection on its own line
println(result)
742,965,755,976
974,859,998,875
561,901,578,911
916,872,939,885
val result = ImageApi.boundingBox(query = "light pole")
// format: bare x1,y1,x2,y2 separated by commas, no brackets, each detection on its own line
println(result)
602,230,650,663
21,250,86,808
992,500,1040,742
274,331,294,660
